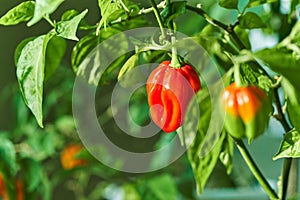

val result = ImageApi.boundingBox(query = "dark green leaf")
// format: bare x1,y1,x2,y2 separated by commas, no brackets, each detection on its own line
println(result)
273,129,300,160
20,157,42,192
255,47,300,91
0,1,35,25
45,36,66,80
55,9,88,41
0,136,17,177
219,0,238,9
28,0,64,26
219,133,234,174
248,0,279,7
16,33,54,127
239,12,266,29
160,1,186,26
72,17,146,85
234,26,251,49
289,0,300,21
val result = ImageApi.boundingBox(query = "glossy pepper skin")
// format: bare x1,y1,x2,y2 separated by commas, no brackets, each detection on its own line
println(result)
146,61,201,133
221,83,272,140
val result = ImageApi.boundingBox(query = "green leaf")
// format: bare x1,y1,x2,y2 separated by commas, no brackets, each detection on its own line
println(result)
0,136,17,176
28,0,64,26
219,133,234,174
123,184,141,200
55,9,88,41
138,174,178,200
45,36,66,80
289,0,300,21
255,47,300,91
240,62,273,93
248,0,279,7
117,53,138,80
273,129,300,160
16,33,54,128
160,1,186,26
184,71,232,194
234,26,251,49
14,37,36,66
219,0,238,9
281,78,300,133
98,0,124,30
239,12,266,29
19,157,42,192
0,1,35,25
61,9,80,21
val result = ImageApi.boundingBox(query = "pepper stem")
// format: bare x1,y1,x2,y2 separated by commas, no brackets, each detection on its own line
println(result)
234,62,242,87
170,36,181,69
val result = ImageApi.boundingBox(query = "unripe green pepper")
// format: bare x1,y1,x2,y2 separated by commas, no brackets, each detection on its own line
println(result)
221,83,272,141
146,61,201,133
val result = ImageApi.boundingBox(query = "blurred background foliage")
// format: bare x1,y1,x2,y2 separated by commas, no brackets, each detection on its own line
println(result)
0,0,299,199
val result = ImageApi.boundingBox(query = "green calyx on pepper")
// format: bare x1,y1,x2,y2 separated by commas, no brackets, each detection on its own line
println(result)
221,83,273,141
146,60,201,133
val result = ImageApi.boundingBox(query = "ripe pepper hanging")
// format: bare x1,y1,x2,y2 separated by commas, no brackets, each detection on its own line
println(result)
221,83,273,141
146,61,201,133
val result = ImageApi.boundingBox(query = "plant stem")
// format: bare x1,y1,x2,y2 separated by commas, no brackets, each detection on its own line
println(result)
273,87,294,200
236,140,279,200
150,0,167,40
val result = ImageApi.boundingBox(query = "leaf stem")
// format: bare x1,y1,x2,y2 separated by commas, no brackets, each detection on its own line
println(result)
236,139,279,200
150,0,167,40
43,14,55,27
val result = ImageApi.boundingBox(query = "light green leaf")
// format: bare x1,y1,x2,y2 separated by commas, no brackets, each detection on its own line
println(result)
219,133,234,174
98,0,123,30
184,71,231,194
0,1,35,25
273,129,300,160
255,47,300,91
239,12,266,29
138,174,178,200
281,78,300,133
16,33,54,128
219,0,238,9
14,37,36,66
44,36,66,80
28,0,64,26
248,0,279,7
55,9,88,41
0,135,18,176
118,54,139,80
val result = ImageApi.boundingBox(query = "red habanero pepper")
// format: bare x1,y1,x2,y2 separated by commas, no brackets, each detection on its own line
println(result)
146,61,201,133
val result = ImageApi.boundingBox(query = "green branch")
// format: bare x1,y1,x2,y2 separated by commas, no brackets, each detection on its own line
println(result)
150,0,167,40
236,140,279,200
